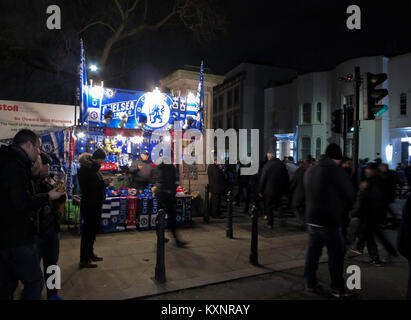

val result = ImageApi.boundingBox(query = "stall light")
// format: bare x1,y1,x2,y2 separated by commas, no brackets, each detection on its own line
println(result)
401,137,411,143
409,145,411,157
77,132,86,139
164,136,171,142
90,81,104,99
89,64,98,72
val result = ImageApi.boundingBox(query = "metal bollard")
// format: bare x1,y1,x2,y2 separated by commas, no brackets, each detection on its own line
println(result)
226,190,233,239
204,184,210,224
249,204,259,266
155,209,166,283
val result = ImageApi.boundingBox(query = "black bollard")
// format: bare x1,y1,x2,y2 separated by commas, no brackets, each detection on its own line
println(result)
204,184,210,224
155,209,166,283
226,190,233,239
249,204,259,266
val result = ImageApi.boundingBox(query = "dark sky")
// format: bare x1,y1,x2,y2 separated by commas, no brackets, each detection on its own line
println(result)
1,0,411,104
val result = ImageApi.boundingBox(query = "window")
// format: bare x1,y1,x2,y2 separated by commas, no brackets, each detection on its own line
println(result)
317,103,322,123
400,93,407,115
234,86,239,105
213,98,218,113
315,138,321,159
234,115,239,130
218,119,223,129
219,95,223,113
227,90,233,108
301,137,311,161
227,116,232,129
213,120,217,129
302,103,312,124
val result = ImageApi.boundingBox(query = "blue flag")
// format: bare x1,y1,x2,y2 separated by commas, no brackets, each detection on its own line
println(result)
195,61,204,131
79,39,88,126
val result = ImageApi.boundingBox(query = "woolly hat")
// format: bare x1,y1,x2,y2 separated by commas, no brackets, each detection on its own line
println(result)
92,148,106,160
325,143,342,160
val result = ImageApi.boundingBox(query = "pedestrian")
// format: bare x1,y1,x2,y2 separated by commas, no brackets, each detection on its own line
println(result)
303,143,355,298
405,161,411,188
379,163,399,223
258,152,289,228
0,129,64,300
234,162,250,212
285,156,298,181
207,157,228,219
154,162,188,247
78,149,111,268
349,163,398,265
129,150,154,192
397,191,411,300
32,152,66,300
290,160,313,230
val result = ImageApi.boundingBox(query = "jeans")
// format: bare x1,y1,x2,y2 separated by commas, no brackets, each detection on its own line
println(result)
37,232,60,298
304,225,345,291
0,243,44,300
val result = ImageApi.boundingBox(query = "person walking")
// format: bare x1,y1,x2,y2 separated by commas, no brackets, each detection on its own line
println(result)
258,152,289,228
154,162,188,247
207,158,228,219
78,149,111,268
397,191,411,300
290,160,313,230
303,143,355,298
0,129,64,300
32,152,66,300
350,163,398,264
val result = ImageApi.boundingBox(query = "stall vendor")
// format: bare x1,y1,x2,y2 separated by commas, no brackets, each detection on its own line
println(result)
129,151,153,191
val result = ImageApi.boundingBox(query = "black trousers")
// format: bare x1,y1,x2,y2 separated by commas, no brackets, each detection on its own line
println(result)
210,193,223,218
263,195,282,226
37,232,60,298
80,205,102,262
156,192,180,240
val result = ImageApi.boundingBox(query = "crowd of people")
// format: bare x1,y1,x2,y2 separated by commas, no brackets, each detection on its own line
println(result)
1,128,410,300
207,144,411,299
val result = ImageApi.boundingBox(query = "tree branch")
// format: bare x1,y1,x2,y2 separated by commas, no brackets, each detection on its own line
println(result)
143,0,148,22
126,0,140,16
114,0,125,20
119,10,177,40
78,21,116,34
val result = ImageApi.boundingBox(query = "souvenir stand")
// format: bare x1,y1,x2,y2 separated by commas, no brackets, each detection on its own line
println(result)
69,40,205,233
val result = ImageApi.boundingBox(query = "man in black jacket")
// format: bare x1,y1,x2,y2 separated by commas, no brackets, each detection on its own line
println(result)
154,162,187,247
0,129,64,300
303,143,355,298
78,149,110,268
207,158,228,219
32,152,66,300
258,152,289,228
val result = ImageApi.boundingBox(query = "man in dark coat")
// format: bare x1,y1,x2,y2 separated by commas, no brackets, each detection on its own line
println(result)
32,152,66,300
258,152,289,228
207,158,228,219
397,192,411,299
303,143,355,298
379,163,399,222
154,162,187,247
78,149,110,268
129,151,154,191
0,129,64,300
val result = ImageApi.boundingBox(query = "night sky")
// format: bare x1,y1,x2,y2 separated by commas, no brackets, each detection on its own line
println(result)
1,0,410,104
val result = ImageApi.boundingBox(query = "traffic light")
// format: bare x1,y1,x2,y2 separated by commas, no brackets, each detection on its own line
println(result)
364,72,388,120
331,109,342,134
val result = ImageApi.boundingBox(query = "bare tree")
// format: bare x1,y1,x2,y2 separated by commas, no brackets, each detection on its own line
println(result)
78,0,227,69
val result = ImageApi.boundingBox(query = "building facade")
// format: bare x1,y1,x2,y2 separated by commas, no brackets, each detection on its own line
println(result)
263,54,411,167
213,62,297,161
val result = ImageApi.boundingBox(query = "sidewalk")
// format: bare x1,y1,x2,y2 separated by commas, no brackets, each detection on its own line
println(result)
43,209,320,300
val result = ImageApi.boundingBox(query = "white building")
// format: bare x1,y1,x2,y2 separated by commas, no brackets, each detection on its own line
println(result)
264,54,409,167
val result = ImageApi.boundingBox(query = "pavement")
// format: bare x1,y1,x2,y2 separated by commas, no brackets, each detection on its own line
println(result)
14,203,409,300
